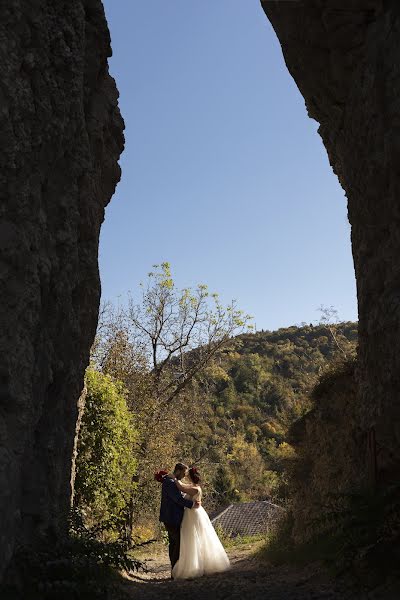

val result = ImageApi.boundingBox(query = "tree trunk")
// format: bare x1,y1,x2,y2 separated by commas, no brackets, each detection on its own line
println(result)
70,386,88,509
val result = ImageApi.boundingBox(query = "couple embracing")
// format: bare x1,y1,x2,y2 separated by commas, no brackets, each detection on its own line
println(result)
157,462,230,580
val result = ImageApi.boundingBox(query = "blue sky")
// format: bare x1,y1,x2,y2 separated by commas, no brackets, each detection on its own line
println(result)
100,0,357,331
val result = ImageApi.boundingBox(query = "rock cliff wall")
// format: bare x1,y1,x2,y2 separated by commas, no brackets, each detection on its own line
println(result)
0,0,124,579
261,0,400,484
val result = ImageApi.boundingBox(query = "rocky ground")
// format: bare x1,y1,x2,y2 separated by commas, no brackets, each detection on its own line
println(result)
114,541,397,600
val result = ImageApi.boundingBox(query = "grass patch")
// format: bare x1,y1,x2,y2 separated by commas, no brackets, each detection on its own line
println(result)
214,525,264,550
258,526,342,570
256,510,355,573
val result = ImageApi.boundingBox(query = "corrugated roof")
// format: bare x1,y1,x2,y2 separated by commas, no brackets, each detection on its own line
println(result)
211,500,283,537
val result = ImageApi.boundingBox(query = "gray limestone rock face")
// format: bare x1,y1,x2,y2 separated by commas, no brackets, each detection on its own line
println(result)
261,1,400,484
0,0,124,579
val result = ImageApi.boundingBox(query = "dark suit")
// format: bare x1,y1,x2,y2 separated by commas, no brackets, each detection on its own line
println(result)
159,475,193,569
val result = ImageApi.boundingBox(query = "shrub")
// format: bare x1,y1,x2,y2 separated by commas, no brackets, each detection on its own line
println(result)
74,368,138,537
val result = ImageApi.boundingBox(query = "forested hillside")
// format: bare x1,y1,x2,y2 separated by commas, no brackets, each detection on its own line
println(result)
73,268,358,541
179,322,358,509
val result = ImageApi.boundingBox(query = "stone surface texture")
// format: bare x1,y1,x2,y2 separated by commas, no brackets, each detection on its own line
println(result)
0,0,124,580
287,359,364,541
261,1,400,483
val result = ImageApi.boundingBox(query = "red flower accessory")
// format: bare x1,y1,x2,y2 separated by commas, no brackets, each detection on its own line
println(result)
190,466,198,474
154,470,168,483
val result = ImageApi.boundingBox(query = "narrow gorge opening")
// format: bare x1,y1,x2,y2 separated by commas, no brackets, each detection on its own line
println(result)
1,1,399,596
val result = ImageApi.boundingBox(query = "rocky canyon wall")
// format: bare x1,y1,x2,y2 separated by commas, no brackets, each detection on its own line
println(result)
261,1,400,484
0,0,124,580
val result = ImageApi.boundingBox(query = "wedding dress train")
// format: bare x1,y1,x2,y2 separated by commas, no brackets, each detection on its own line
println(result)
172,487,230,580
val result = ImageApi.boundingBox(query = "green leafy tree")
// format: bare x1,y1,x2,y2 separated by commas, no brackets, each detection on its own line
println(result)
214,464,239,505
74,368,138,536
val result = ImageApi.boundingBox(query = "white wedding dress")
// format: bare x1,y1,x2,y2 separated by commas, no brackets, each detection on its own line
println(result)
172,486,230,580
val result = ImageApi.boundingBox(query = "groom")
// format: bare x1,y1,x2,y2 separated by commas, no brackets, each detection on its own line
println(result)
159,462,200,572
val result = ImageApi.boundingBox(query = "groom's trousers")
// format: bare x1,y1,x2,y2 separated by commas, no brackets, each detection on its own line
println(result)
165,523,180,569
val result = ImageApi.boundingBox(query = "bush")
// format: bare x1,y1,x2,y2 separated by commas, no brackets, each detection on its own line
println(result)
2,532,144,600
74,368,138,537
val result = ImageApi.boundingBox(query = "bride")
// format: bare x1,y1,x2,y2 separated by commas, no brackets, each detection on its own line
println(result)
172,466,230,580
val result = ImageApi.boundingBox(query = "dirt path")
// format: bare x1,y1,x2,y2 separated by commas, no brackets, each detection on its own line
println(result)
116,542,379,600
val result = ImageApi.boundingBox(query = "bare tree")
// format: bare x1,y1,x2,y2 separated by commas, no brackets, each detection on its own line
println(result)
317,304,354,359
127,262,253,409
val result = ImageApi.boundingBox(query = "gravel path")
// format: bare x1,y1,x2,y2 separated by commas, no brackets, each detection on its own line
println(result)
116,542,391,600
